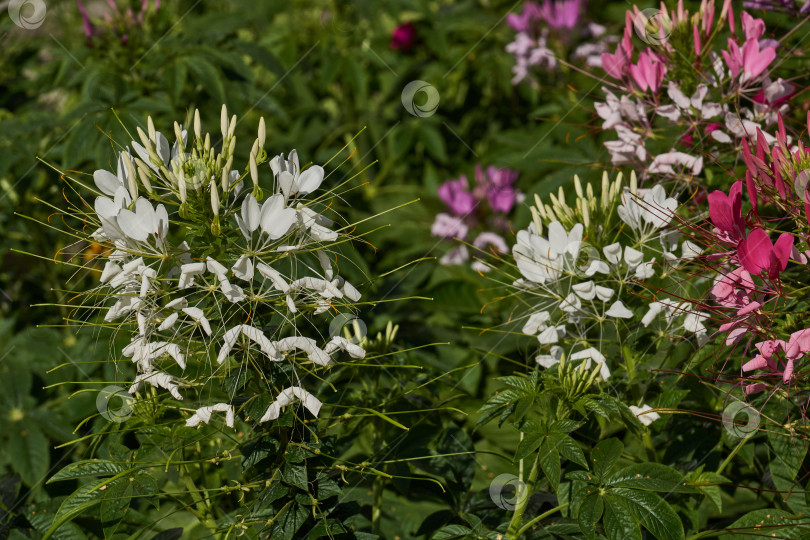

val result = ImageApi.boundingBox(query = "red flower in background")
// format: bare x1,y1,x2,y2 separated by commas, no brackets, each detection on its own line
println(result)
391,22,417,51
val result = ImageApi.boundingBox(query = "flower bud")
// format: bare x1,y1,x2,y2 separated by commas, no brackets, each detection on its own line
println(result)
530,206,543,236
601,171,609,210
193,109,201,139
173,122,185,157
221,167,230,192
147,116,156,144
258,117,266,148
582,201,590,228
250,154,258,187
137,164,153,194
228,114,236,139
178,170,187,203
136,126,151,152
120,152,137,200
211,184,220,216
220,104,229,141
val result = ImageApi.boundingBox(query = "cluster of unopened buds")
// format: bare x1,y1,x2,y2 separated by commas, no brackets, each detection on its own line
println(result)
77,105,368,429
595,0,793,184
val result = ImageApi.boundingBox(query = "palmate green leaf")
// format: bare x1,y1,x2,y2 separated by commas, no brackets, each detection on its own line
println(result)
602,496,641,540
717,508,810,539
606,488,684,540
475,388,522,428
269,501,309,540
556,435,588,468
25,498,89,540
515,421,546,461
538,438,562,490
43,483,105,540
551,419,580,433
577,492,603,540
48,460,127,483
303,518,347,537
690,470,727,512
8,423,49,488
282,463,308,491
99,477,131,526
132,471,159,508
591,438,623,480
605,463,694,493
767,432,809,515
496,373,539,394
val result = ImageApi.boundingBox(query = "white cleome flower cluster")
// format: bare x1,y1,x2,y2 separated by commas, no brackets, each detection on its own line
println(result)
512,178,704,378
86,106,367,429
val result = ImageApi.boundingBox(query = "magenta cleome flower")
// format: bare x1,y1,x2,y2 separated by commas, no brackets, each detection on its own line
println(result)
433,166,522,270
438,176,477,216
629,51,666,93
737,228,793,279
707,181,746,243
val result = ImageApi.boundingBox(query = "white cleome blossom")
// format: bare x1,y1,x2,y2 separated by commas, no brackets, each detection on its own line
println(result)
511,175,695,386
629,404,661,426
259,386,323,422
71,106,371,430
186,403,235,428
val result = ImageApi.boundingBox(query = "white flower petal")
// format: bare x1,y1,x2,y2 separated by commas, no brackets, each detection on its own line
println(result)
623,246,644,269
523,311,551,335
232,255,254,281
296,165,324,195
595,285,614,302
606,300,633,318
603,243,622,265
572,280,596,301
629,404,660,426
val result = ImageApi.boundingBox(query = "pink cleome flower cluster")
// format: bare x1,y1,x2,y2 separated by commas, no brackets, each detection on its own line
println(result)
595,0,792,183
77,0,160,46
432,165,523,272
505,0,616,85
691,113,810,394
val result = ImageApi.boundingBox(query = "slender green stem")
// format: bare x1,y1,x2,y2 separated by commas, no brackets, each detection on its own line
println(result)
371,473,385,534
642,430,656,463
716,431,754,476
505,450,542,538
515,503,569,537
182,467,218,533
